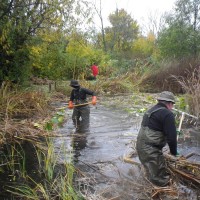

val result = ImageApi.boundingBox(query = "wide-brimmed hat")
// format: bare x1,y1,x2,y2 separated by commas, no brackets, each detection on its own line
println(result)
70,80,80,87
157,91,175,103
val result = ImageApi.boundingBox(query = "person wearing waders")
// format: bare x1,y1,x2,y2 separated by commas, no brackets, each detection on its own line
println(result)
136,91,179,187
68,80,97,131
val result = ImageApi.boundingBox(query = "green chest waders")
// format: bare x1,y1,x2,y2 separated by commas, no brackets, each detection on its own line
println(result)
136,107,170,187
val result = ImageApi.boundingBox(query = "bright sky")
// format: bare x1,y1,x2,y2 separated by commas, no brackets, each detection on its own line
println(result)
92,0,176,27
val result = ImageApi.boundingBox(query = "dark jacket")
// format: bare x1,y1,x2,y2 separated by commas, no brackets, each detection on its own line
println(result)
141,102,177,155
70,87,95,104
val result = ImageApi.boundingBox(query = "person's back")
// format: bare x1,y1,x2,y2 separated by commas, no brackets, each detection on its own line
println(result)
91,63,99,78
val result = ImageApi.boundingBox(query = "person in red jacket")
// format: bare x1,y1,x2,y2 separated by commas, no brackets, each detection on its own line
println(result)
91,63,99,80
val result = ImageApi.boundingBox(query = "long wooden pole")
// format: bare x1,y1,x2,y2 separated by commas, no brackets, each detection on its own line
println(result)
56,101,93,110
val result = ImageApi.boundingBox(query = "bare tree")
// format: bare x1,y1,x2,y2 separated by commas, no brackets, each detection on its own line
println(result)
91,0,107,52
141,11,167,37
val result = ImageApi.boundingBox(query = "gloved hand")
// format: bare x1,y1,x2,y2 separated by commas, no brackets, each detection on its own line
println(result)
68,101,74,109
92,96,97,105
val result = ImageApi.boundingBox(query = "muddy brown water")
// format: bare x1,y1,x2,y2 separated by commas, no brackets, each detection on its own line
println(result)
54,97,200,200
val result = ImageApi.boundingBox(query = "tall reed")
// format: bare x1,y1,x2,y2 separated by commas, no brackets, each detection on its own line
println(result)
4,138,79,199
172,66,200,117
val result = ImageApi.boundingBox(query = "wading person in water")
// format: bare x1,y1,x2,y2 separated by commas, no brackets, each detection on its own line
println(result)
136,91,179,187
68,80,97,131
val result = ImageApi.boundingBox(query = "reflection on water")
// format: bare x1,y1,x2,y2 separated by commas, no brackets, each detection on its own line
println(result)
71,121,90,162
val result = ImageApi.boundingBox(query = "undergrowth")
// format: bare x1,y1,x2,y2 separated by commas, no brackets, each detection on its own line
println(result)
0,81,81,200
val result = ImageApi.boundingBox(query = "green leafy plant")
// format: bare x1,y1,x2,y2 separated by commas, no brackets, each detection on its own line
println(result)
44,110,65,131
176,96,187,111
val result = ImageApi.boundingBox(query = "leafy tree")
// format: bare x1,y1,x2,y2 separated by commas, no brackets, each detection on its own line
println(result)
0,0,91,84
157,0,200,59
158,22,195,58
65,31,108,79
105,9,139,57
30,31,68,80
132,32,157,58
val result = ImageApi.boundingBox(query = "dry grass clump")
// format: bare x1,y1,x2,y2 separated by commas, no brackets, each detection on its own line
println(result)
80,76,134,95
0,82,50,120
54,73,138,97
101,80,130,94
0,82,52,145
140,58,200,93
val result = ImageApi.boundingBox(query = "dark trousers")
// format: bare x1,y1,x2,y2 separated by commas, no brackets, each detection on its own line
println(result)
72,105,90,131
136,127,169,187
137,144,169,186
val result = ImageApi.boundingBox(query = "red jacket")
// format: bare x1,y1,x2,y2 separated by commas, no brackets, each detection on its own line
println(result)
91,65,99,76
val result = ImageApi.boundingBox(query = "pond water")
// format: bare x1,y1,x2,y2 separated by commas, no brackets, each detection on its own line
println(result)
54,96,200,200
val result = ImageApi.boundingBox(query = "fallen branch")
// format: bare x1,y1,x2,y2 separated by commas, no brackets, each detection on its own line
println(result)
151,187,177,199
123,156,141,166
169,165,200,185
164,153,200,187
164,153,200,167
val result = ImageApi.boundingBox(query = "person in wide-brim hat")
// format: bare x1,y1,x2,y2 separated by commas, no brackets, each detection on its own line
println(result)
157,91,175,104
70,80,80,87
68,80,97,132
136,90,179,187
